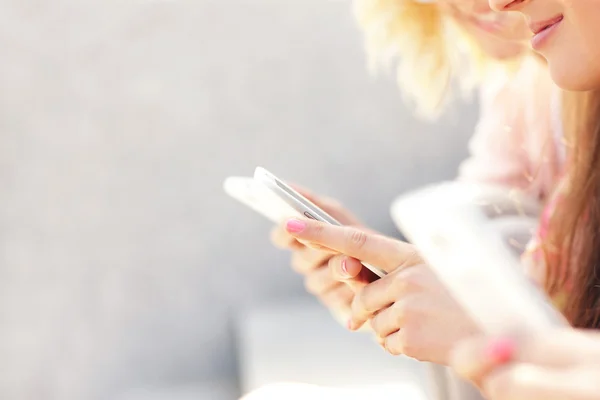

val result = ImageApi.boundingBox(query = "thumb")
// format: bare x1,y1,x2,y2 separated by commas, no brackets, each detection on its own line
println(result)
328,255,378,292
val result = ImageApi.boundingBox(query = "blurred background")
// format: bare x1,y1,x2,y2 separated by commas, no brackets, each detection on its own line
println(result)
0,1,477,399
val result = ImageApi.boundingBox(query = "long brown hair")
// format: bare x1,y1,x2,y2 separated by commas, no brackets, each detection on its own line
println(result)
545,90,600,328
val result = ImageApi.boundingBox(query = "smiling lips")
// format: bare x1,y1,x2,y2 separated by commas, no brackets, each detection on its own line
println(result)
529,15,564,50
530,15,564,35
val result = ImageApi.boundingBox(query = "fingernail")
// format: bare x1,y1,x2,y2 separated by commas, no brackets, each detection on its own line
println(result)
485,338,515,363
286,219,306,233
341,258,350,278
346,319,356,331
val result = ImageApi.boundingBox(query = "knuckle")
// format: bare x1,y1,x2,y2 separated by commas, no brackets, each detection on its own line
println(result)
354,289,371,313
346,228,368,250
395,267,424,292
397,330,415,357
311,222,325,238
403,276,421,293
393,301,408,326
385,334,405,356
396,246,422,269
369,314,382,335
388,346,403,356
409,249,422,264
389,272,410,295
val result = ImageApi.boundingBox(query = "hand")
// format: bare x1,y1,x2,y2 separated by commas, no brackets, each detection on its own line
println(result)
284,218,478,364
451,330,600,400
270,186,363,315
284,216,421,289
350,264,481,364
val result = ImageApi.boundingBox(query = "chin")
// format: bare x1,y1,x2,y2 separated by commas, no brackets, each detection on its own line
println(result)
479,41,525,61
486,47,524,61
550,64,600,91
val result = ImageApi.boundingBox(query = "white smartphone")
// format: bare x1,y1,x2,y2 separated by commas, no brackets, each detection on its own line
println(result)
390,182,566,335
224,167,387,278
223,176,299,225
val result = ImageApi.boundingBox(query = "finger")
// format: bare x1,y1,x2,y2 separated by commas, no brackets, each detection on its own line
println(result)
304,265,340,296
515,329,600,368
370,301,407,338
290,248,332,274
349,267,418,330
270,226,303,250
296,239,337,253
328,255,380,293
328,254,376,283
382,329,407,356
286,218,420,272
484,364,600,400
319,284,354,311
450,336,517,385
452,329,600,384
328,254,362,280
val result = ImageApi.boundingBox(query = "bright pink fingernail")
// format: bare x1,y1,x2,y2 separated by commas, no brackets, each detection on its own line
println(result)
286,219,306,233
485,338,516,363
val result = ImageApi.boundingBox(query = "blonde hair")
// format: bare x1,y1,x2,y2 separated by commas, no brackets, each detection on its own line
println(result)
354,0,496,118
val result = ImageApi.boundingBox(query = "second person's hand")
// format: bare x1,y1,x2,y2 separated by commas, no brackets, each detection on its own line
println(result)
451,329,600,400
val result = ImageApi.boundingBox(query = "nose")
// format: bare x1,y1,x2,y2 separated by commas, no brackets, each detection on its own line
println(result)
488,0,526,12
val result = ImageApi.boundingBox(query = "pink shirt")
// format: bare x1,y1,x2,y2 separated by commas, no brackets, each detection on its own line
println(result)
458,57,568,303
458,57,563,202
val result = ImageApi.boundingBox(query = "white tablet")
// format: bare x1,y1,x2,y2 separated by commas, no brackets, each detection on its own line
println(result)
390,182,565,335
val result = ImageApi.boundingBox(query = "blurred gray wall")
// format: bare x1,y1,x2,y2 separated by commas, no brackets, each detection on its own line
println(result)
0,0,477,399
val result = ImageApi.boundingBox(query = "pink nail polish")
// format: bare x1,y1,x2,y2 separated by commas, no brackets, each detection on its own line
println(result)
286,219,306,233
346,319,353,330
485,338,515,363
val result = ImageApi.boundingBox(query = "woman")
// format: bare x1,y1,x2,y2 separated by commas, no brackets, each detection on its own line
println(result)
450,1,600,398
246,1,556,399
274,0,559,365
489,0,600,330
